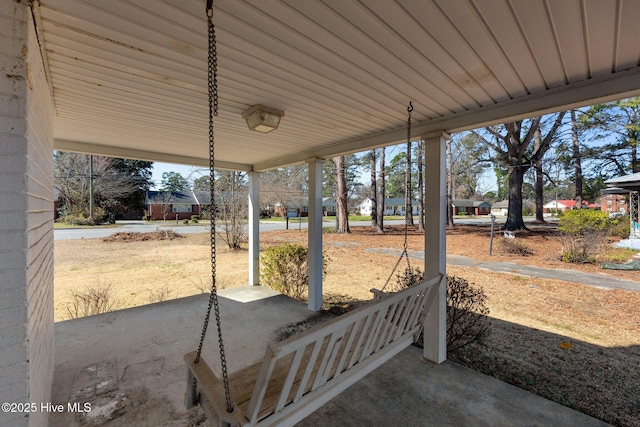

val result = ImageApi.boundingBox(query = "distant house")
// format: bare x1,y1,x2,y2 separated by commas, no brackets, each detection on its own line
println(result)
451,199,491,216
600,194,627,215
146,190,211,220
542,199,595,214
491,200,509,216
273,197,336,218
358,198,418,216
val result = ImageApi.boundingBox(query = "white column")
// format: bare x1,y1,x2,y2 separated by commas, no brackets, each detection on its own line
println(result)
307,158,324,311
422,131,449,363
248,172,260,286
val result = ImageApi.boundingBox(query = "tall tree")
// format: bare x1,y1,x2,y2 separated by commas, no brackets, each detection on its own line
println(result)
161,171,189,192
260,165,307,216
54,152,140,222
385,151,407,199
533,128,545,222
571,110,584,208
111,158,153,215
448,133,489,199
216,170,248,250
192,175,211,192
475,113,565,230
580,97,640,176
369,150,378,229
334,156,350,233
377,147,385,234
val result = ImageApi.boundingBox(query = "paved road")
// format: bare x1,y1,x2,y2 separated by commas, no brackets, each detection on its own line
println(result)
365,248,640,292
53,220,408,240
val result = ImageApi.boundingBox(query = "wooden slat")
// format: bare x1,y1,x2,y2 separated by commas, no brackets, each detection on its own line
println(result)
347,313,372,369
361,310,385,361
246,346,280,425
394,292,419,341
334,319,360,378
275,348,304,412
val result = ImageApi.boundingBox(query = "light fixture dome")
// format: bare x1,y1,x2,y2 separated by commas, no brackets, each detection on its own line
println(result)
242,104,284,133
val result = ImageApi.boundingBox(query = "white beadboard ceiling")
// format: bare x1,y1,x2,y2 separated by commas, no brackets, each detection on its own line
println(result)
37,0,640,171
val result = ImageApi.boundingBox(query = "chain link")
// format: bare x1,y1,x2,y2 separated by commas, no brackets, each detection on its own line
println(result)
381,101,414,291
192,7,234,414
404,102,413,270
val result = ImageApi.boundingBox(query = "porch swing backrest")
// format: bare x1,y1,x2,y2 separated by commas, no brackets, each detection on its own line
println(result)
184,274,441,427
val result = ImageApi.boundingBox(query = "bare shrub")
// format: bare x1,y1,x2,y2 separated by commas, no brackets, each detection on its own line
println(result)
148,286,172,304
558,231,607,264
497,237,534,256
393,270,491,355
446,276,491,353
191,278,228,294
66,281,121,319
192,279,212,294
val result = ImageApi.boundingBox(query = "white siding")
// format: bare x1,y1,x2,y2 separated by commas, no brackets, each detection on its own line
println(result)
0,3,55,426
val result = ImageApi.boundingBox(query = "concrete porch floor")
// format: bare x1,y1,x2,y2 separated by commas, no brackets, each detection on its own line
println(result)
50,287,609,427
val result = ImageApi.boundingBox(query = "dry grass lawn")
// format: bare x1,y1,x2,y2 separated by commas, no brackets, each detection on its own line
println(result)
54,224,640,426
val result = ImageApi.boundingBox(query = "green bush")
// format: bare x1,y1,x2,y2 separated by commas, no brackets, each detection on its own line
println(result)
182,219,189,224
558,209,608,236
62,206,108,225
558,210,609,264
261,243,327,300
608,214,630,238
191,215,200,221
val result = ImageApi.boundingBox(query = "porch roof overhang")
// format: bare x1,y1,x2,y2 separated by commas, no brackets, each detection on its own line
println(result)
37,0,640,172
605,173,640,192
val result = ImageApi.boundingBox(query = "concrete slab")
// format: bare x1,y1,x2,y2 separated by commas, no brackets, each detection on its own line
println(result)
298,346,610,427
50,287,610,426
49,287,316,426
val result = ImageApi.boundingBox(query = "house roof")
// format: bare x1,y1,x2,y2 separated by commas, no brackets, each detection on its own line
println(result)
37,0,640,172
146,190,198,205
543,199,596,209
491,200,509,209
451,199,490,208
605,172,640,192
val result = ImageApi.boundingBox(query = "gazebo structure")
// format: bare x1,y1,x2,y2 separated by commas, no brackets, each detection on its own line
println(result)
3,1,640,425
605,172,640,245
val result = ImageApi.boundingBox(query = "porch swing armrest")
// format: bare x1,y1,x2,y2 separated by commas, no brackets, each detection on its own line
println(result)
184,351,249,427
369,288,388,300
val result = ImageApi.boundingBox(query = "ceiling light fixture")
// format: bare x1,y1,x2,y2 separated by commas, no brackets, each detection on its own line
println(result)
242,104,284,133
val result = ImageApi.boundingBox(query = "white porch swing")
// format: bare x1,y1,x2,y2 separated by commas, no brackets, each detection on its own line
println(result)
183,3,441,426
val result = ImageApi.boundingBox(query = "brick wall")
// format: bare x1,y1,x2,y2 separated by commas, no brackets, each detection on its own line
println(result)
0,3,55,426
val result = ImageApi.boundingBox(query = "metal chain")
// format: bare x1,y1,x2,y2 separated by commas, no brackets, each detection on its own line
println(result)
193,5,234,414
404,102,413,271
381,101,413,292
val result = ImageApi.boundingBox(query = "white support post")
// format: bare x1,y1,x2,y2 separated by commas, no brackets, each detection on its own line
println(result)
422,131,449,364
248,172,260,286
307,158,324,311
630,191,639,239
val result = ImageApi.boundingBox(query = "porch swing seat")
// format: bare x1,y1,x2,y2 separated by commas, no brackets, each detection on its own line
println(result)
185,275,441,427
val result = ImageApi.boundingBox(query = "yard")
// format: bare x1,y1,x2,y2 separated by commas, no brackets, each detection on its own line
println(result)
54,225,640,426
